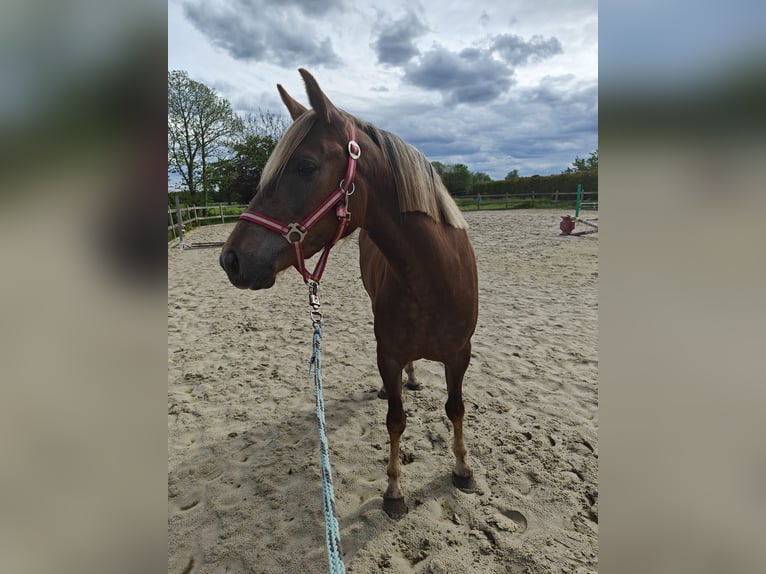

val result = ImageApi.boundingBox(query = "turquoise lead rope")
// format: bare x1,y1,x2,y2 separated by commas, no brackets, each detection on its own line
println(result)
309,324,346,574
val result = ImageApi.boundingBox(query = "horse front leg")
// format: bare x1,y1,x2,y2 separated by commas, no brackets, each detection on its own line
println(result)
445,344,476,493
378,352,408,519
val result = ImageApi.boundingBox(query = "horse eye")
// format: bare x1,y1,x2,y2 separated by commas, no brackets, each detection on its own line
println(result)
297,162,317,175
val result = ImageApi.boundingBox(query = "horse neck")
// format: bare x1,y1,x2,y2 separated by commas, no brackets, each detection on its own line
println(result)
358,180,459,291
351,131,466,289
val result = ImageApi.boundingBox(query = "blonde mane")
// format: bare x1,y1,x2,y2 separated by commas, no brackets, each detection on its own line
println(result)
260,110,467,230
354,117,468,229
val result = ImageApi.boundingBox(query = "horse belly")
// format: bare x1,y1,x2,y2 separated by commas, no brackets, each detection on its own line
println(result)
359,230,477,362
373,278,475,363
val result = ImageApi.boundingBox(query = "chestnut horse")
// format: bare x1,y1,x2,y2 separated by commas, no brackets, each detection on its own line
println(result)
220,69,478,519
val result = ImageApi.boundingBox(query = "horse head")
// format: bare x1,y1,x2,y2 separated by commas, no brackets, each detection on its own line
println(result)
220,69,359,289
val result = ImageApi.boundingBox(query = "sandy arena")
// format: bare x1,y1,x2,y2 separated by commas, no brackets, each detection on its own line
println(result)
168,209,598,573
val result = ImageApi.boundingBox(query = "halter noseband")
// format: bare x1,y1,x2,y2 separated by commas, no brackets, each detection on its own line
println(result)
238,124,361,285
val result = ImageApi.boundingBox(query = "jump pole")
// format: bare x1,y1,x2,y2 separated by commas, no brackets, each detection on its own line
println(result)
560,183,598,236
575,183,582,219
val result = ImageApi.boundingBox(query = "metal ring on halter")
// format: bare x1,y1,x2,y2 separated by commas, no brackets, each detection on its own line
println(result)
310,309,323,327
283,222,307,243
348,140,361,159
339,180,355,196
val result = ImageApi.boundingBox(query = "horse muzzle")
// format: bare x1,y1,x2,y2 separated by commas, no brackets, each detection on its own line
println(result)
219,246,277,290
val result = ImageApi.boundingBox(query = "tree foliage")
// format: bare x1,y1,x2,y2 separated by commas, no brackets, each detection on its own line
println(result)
168,70,241,205
439,163,472,195
476,150,597,198
564,149,598,173
472,171,492,184
473,170,597,198
431,162,484,195
209,134,280,204
238,108,289,143
431,161,447,176
208,108,288,204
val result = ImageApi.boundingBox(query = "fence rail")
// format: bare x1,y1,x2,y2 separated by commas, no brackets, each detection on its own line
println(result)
453,189,598,211
168,189,598,239
168,204,248,239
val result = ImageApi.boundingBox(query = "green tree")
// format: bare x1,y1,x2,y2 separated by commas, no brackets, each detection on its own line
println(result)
209,134,280,204
564,149,598,174
168,70,241,205
441,163,473,195
472,171,492,184
431,161,447,175
209,108,288,204
505,169,519,180
239,108,289,143
586,149,598,170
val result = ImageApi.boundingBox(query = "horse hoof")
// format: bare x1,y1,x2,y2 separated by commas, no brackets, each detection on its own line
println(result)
383,497,408,519
452,472,476,493
377,388,388,400
404,381,422,391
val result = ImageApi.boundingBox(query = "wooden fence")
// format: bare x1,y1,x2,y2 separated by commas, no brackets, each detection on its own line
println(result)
452,189,598,211
168,204,247,240
168,189,598,238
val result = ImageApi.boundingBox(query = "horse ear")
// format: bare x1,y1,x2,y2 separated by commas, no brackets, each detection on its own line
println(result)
277,84,308,120
299,68,340,124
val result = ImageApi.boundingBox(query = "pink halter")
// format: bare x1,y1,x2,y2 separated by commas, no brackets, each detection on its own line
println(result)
238,124,360,284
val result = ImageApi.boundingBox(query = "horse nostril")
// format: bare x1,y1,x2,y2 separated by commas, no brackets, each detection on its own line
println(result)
221,248,239,275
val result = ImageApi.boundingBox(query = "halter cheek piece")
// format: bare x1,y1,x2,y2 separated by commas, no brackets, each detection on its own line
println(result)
238,124,360,285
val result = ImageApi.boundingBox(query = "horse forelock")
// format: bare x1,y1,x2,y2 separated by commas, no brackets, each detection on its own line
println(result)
258,111,317,194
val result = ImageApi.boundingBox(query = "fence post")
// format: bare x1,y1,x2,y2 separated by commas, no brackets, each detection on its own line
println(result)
505,192,508,208
554,189,559,206
476,193,482,210
220,204,224,223
168,209,176,239
531,189,535,203
175,194,186,249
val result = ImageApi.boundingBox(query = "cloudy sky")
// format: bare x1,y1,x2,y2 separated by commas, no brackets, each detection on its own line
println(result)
168,0,598,179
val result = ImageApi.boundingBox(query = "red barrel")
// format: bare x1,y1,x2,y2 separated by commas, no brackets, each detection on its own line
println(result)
560,215,575,235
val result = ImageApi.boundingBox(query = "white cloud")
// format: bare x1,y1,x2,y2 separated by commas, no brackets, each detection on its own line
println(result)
168,0,598,177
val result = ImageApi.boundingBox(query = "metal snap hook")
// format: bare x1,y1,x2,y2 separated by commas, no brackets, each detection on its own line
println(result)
308,280,320,309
